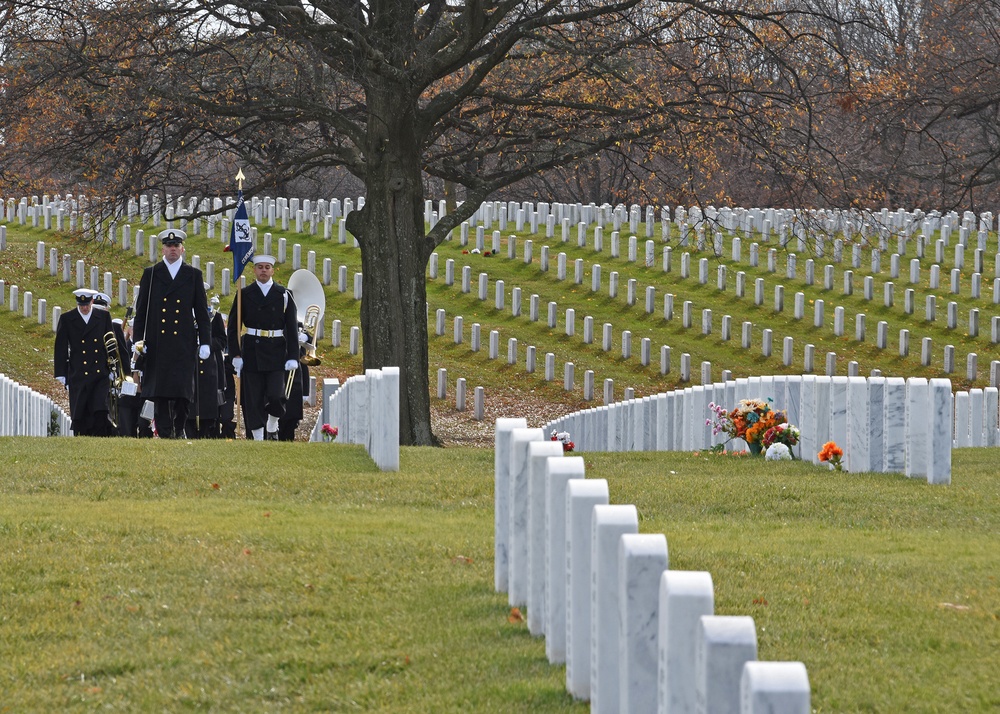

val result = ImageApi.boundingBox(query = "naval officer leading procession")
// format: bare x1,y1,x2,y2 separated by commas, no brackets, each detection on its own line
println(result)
132,228,213,439
227,254,300,440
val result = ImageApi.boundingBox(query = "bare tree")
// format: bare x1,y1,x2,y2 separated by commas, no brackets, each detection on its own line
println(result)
2,0,873,444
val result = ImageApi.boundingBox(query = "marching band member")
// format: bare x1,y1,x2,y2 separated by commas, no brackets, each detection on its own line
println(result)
227,254,298,441
132,228,212,439
53,288,114,436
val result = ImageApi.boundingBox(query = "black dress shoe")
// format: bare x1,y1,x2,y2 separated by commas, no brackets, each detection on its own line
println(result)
265,431,278,441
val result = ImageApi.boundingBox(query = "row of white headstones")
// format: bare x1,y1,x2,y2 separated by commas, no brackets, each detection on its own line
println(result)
1,192,362,239
538,374,956,482
494,419,811,714
425,230,1000,384
0,373,69,437
310,371,400,471
8,191,989,243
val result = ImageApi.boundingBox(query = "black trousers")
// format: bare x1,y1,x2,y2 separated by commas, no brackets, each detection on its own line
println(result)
240,369,286,432
117,395,141,437
154,397,190,439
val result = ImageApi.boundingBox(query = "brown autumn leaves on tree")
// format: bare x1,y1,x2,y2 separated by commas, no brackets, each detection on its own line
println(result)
2,0,1000,444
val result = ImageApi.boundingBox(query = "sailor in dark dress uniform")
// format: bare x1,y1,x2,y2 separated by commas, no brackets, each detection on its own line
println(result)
227,255,299,441
53,288,114,436
132,228,212,438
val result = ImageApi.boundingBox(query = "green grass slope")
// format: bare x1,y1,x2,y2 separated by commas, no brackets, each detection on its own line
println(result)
0,439,997,711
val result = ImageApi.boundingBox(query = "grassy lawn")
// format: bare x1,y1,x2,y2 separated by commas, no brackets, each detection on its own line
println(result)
0,437,997,712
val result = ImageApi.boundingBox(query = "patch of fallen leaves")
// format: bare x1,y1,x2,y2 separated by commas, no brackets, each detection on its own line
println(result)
431,387,585,448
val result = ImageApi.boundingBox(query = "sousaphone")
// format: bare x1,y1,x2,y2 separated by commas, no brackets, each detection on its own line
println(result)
286,268,326,367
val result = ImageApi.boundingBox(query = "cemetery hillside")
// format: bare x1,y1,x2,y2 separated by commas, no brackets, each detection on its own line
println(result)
1,198,999,711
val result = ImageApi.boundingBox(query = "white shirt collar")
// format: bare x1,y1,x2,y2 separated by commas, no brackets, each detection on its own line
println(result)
257,278,274,296
163,255,183,279
80,309,92,324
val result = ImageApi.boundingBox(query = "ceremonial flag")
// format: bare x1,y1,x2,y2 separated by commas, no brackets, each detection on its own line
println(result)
225,189,254,283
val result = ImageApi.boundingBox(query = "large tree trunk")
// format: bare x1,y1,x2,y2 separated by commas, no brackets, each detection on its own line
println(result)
345,83,436,446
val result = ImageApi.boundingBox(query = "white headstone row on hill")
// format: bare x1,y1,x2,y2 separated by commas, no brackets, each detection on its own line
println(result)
492,421,811,713
540,374,953,484
431,246,993,380
6,194,998,253
443,218,1000,309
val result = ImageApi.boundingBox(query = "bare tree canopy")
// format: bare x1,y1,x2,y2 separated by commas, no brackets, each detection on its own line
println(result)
4,0,1000,443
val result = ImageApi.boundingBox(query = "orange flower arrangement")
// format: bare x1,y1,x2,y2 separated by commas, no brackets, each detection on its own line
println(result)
745,410,784,445
708,397,787,454
818,441,844,470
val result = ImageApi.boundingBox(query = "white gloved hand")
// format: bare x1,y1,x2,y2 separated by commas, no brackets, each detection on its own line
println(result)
298,331,308,344
199,344,210,360
56,376,66,387
132,340,146,355
232,356,243,376
284,359,299,371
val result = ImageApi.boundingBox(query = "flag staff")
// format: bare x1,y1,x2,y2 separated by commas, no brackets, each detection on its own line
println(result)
233,168,247,438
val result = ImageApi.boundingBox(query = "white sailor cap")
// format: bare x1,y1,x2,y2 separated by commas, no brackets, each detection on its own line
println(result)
93,292,111,307
112,318,124,326
158,228,187,244
253,255,276,266
73,288,98,304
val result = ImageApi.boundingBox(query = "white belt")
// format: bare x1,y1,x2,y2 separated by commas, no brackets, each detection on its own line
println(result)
246,328,284,337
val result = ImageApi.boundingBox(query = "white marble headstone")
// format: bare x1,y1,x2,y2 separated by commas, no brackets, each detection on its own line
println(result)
657,570,714,714
591,504,639,714
618,533,669,714
740,661,811,714
527,440,565,636
508,427,545,606
845,376,870,473
566,479,610,700
928,378,953,485
828,376,848,455
494,418,527,593
812,377,831,465
904,378,929,479
697,615,758,714
798,375,816,464
545,455,584,663
866,377,886,472
882,377,906,472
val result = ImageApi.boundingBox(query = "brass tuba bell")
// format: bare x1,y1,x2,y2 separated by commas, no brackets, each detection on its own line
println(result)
286,269,326,367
